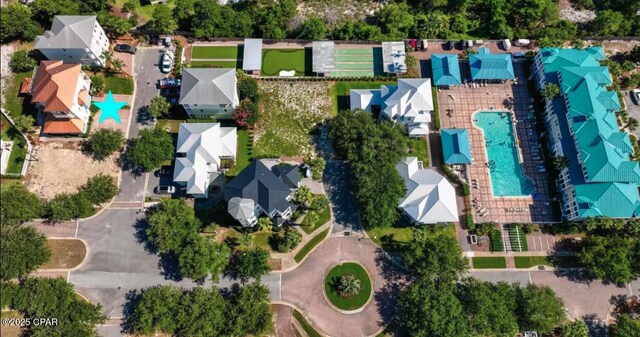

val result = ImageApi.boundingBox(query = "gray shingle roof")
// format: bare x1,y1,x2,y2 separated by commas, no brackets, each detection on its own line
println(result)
225,160,298,214
35,16,97,50
179,68,237,106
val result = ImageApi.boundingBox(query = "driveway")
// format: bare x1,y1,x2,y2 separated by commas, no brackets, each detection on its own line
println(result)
116,47,166,202
323,160,363,235
281,236,404,337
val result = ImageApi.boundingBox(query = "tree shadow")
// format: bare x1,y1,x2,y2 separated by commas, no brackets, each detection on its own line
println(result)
157,251,183,282
374,248,408,283
374,278,404,331
551,268,594,285
119,289,141,335
582,314,609,337
133,216,157,254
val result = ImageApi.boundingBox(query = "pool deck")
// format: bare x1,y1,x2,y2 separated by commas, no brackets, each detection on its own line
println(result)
438,63,557,224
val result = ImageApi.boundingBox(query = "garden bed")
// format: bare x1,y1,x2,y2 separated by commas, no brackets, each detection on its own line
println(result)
323,262,372,311
300,195,331,234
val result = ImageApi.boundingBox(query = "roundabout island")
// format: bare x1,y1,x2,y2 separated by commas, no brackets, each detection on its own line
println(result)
323,262,372,312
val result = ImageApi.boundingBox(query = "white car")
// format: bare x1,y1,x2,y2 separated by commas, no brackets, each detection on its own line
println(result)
161,52,173,73
632,89,640,105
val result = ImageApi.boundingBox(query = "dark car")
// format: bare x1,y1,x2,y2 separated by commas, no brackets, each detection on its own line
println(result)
163,87,180,97
459,40,466,49
114,44,136,54
445,41,454,50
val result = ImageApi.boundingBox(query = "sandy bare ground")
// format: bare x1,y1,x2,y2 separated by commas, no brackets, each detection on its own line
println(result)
25,141,120,200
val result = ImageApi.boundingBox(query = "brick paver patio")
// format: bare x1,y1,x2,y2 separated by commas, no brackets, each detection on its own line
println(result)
438,62,557,224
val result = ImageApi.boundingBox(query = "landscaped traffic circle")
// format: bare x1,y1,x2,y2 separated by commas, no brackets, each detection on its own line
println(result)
323,262,372,312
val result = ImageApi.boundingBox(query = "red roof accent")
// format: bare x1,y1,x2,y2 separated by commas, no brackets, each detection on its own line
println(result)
31,60,82,113
19,77,32,94
42,115,84,134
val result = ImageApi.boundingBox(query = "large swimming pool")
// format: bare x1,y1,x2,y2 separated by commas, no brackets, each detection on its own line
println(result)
474,111,534,197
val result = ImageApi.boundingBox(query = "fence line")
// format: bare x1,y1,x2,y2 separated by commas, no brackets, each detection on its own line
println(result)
1,108,33,177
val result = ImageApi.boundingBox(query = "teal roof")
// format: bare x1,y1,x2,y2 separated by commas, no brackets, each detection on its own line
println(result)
441,128,472,164
469,49,514,80
539,47,640,219
575,182,640,218
431,54,462,86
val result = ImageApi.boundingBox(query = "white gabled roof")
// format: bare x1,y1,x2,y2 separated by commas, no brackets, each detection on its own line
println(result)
173,123,237,195
381,78,434,121
350,89,381,112
396,157,458,224
35,16,97,50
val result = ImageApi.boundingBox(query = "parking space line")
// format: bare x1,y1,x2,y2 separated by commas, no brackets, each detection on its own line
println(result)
531,236,537,251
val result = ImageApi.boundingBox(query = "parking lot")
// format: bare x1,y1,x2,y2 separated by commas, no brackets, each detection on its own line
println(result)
623,90,640,139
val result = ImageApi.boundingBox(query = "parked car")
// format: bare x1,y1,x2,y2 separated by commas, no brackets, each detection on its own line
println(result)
114,44,136,54
632,89,640,105
154,167,172,177
459,40,467,49
161,52,173,73
159,77,181,88
514,39,531,47
164,87,180,96
163,36,172,47
445,41,454,50
419,39,427,51
155,185,175,194
502,39,512,50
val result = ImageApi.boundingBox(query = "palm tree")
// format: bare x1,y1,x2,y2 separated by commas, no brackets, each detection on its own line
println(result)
305,211,319,226
541,83,561,99
257,217,272,232
552,156,570,170
293,186,313,208
314,196,329,211
337,275,361,297
110,58,125,73
626,117,639,132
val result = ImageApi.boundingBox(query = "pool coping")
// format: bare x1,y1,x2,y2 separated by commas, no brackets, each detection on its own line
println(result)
471,109,535,198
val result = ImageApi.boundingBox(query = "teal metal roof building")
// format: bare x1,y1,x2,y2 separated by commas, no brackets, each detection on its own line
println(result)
431,54,462,86
469,48,515,80
441,129,472,164
534,47,640,220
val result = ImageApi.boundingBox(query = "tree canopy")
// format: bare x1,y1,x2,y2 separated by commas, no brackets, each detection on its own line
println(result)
0,184,45,226
84,128,125,161
229,248,271,282
329,110,408,228
0,225,50,281
125,127,174,172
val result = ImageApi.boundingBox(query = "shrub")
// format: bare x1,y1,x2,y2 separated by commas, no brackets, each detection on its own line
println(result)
522,223,534,234
148,96,171,119
90,76,104,96
306,157,326,181
274,228,302,252
465,211,475,230
84,128,124,160
237,72,258,101
80,174,119,205
475,222,497,236
9,50,37,73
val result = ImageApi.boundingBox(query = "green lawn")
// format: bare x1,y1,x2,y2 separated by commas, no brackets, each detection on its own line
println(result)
472,257,507,269
191,46,243,59
227,129,252,177
514,256,550,268
432,86,440,130
367,226,414,252
104,74,134,95
252,231,273,253
157,119,183,133
324,262,372,310
114,0,176,22
489,230,504,252
292,310,322,337
1,113,28,175
3,71,37,120
300,195,331,234
190,60,242,69
261,49,309,76
330,81,395,114
406,138,429,166
294,228,329,263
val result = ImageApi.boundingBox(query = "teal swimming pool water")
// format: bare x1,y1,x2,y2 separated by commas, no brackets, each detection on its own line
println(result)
474,111,533,196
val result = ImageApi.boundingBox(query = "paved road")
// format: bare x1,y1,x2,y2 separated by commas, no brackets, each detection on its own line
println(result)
324,160,363,235
281,236,404,337
116,47,164,202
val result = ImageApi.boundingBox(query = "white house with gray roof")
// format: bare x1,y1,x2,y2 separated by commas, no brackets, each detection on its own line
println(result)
179,68,239,119
173,123,237,199
35,16,109,67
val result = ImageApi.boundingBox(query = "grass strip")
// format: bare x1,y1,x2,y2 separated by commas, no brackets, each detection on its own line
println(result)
292,309,322,337
294,228,329,263
472,256,507,269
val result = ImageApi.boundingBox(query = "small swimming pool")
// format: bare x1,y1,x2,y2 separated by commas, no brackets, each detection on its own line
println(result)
474,111,534,197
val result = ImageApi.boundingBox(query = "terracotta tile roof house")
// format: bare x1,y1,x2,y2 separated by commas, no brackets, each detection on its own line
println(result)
30,60,92,135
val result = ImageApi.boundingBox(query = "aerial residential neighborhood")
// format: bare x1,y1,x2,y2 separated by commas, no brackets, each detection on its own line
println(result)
0,1,639,337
